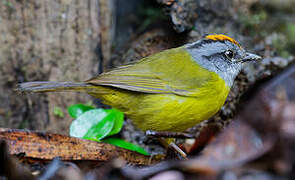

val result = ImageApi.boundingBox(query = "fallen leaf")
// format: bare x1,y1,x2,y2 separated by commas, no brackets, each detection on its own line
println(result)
0,128,161,165
182,121,273,174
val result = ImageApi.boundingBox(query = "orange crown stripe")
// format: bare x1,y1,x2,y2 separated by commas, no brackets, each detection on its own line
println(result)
205,34,240,47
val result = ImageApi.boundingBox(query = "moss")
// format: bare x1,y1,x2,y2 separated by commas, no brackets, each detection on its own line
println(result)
286,23,295,45
137,3,168,33
53,106,64,118
271,23,295,57
239,10,268,35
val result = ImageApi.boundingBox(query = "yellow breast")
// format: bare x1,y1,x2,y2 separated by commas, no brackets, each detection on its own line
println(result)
93,72,229,132
128,74,230,132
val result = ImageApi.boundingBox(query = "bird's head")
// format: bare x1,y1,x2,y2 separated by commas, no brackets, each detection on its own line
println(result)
185,34,261,87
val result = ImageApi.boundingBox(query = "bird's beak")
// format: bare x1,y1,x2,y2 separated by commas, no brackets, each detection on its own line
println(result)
242,52,262,63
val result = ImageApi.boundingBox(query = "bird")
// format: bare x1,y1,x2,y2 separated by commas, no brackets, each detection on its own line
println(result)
18,34,261,133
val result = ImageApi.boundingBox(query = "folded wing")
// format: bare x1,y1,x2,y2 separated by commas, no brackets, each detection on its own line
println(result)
86,47,212,96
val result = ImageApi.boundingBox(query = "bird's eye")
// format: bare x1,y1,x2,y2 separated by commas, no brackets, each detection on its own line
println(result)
224,50,234,60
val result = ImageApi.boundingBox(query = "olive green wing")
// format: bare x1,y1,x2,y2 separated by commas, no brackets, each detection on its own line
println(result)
86,65,190,95
86,47,213,96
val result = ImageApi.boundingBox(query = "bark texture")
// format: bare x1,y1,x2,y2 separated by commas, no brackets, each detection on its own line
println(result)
0,0,112,133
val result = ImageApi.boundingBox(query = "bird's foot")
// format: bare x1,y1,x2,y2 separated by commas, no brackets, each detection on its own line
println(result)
157,138,188,160
145,131,194,159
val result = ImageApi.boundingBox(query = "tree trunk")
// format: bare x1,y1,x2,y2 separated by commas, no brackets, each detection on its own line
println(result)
0,0,113,134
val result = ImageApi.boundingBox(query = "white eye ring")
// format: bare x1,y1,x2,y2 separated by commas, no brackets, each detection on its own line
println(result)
224,50,234,60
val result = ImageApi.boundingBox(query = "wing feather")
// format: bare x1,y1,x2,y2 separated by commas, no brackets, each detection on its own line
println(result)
86,47,213,96
87,71,190,95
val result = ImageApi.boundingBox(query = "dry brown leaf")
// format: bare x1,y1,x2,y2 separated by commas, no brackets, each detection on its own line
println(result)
182,121,273,174
0,128,162,165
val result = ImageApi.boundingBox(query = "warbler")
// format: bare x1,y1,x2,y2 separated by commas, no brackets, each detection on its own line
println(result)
18,34,261,132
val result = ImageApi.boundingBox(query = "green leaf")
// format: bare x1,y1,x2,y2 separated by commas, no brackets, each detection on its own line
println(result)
70,109,111,138
106,109,124,136
102,138,149,155
83,112,115,141
69,108,124,141
67,104,94,118
53,106,64,118
69,107,145,155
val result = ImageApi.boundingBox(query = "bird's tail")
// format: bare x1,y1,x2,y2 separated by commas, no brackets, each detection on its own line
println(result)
17,81,96,93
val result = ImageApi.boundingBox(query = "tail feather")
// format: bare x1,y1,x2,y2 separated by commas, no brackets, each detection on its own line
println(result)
17,81,93,93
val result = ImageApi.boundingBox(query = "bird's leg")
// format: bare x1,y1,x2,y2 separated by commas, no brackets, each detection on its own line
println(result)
145,131,193,159
158,138,188,160
170,143,187,159
145,130,195,139
145,131,194,159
